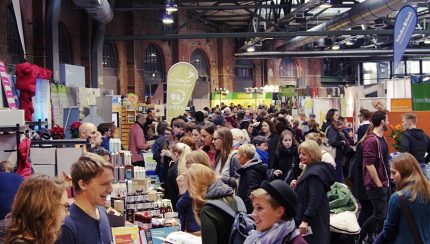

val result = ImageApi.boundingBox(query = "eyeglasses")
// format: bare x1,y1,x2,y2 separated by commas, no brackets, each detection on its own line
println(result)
62,203,70,212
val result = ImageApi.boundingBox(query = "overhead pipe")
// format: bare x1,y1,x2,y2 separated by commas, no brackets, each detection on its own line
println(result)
235,49,430,59
72,0,113,24
280,0,408,50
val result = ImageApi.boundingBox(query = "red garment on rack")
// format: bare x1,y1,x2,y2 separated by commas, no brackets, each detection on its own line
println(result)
16,138,31,179
15,62,52,121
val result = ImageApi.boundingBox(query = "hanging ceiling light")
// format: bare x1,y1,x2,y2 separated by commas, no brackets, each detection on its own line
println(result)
345,39,354,46
162,11,174,24
320,0,332,9
247,45,255,52
332,43,340,50
166,0,178,13
424,38,430,45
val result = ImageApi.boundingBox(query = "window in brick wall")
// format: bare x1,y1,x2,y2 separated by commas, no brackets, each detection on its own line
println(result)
103,41,118,76
58,23,72,64
143,45,164,97
6,4,24,69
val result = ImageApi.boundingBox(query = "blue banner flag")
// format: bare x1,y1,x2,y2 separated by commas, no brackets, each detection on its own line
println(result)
393,5,417,71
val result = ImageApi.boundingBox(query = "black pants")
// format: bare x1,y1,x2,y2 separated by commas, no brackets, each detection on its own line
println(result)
358,199,373,227
359,187,388,240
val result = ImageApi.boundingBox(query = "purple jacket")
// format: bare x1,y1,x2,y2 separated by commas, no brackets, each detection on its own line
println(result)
362,132,389,190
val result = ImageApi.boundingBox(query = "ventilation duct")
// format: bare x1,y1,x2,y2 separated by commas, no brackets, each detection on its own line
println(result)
72,0,113,24
281,0,408,50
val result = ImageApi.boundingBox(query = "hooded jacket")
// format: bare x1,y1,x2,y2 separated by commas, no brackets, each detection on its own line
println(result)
400,128,430,164
362,132,389,190
200,180,237,244
237,159,268,213
295,162,335,244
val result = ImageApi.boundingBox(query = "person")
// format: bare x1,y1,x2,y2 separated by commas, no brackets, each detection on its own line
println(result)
176,150,212,234
359,110,390,243
375,153,430,243
302,118,319,140
231,128,248,149
0,161,24,220
273,130,301,183
400,113,430,165
129,114,150,167
294,140,335,244
4,175,69,244
172,119,186,141
79,122,97,141
213,127,241,179
185,164,239,244
244,180,307,244
261,119,280,168
97,123,113,151
166,143,191,211
58,153,114,244
324,109,346,182
357,109,371,143
304,132,335,168
200,123,217,167
144,123,157,141
236,144,267,213
191,125,203,148
153,121,170,183
292,120,303,144
144,108,157,128
251,135,269,167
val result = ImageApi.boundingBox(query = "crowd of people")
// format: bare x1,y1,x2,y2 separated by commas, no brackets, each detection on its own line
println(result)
0,103,429,243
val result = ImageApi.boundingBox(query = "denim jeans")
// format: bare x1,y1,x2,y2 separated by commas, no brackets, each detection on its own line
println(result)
359,186,388,240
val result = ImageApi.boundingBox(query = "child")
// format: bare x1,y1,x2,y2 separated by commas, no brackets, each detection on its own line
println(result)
251,135,269,167
273,130,300,183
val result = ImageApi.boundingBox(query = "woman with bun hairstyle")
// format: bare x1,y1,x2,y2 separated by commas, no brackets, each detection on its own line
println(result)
294,140,335,244
245,180,307,244
375,153,430,244
304,132,335,168
4,175,69,244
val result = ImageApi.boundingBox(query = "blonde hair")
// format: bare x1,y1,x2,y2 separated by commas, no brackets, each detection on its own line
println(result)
185,164,216,223
298,140,322,163
5,175,68,244
172,142,191,175
71,153,114,192
305,132,325,146
237,143,256,160
185,150,212,169
402,113,417,124
392,153,430,202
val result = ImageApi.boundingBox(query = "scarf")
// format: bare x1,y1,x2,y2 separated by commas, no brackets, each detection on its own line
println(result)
244,220,299,244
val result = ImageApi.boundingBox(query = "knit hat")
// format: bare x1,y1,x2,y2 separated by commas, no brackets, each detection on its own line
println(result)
260,180,299,218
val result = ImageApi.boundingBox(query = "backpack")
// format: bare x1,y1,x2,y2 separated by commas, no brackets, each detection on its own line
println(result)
322,126,337,159
204,196,255,244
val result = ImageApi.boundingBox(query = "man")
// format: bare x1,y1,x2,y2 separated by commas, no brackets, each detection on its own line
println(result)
357,108,371,143
400,113,430,165
144,108,157,128
359,110,390,242
172,119,186,141
236,144,267,213
79,122,97,141
129,114,150,167
58,153,114,243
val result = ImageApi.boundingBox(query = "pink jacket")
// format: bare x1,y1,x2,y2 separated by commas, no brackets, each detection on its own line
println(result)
128,123,148,163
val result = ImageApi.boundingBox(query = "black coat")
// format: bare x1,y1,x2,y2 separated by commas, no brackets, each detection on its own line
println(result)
400,128,430,164
349,143,368,201
326,125,346,161
273,146,300,183
237,159,267,213
167,164,179,211
267,133,280,168
295,162,335,244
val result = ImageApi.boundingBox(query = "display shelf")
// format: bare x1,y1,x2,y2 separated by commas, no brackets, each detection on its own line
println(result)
0,124,28,162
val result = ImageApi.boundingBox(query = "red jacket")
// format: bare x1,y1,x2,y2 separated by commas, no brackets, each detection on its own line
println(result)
128,122,148,163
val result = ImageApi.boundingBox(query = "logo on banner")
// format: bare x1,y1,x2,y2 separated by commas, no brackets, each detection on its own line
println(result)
393,5,417,71
166,63,198,122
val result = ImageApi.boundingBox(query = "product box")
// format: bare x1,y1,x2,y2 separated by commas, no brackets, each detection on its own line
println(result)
131,179,147,193
30,148,56,165
107,213,126,227
111,226,139,244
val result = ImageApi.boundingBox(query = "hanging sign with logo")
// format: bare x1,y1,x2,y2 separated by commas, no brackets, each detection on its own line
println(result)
393,5,417,71
166,62,198,122
0,61,18,109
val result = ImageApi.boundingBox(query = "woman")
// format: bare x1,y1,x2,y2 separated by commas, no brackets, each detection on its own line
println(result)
167,143,191,211
4,175,69,244
323,109,346,182
245,180,307,244
153,121,171,184
176,150,213,234
294,140,335,244
375,153,430,244
213,127,241,179
200,123,217,167
304,132,336,169
261,119,280,168
302,119,319,140
186,164,239,244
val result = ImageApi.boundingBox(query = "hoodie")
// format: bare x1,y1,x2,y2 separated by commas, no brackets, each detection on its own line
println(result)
400,128,430,164
256,148,269,167
295,162,335,244
237,159,268,213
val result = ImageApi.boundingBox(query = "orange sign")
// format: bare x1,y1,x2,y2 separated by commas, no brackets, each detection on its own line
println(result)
391,98,412,112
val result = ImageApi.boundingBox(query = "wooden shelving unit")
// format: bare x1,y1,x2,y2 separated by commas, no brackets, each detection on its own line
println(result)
120,106,136,150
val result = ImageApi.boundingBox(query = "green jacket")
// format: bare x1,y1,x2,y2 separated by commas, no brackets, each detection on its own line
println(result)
327,182,357,214
200,196,238,244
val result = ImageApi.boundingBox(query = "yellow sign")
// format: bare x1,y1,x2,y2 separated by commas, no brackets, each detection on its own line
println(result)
166,62,198,122
391,98,412,112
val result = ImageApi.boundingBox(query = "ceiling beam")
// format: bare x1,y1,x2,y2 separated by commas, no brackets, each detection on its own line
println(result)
106,29,430,41
114,4,355,11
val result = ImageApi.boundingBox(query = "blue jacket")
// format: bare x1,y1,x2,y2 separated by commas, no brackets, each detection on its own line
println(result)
0,173,23,220
376,190,430,244
256,148,269,167
176,191,200,233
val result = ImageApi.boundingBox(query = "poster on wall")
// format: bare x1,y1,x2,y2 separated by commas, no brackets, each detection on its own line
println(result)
51,85,70,127
411,75,430,111
166,62,198,122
